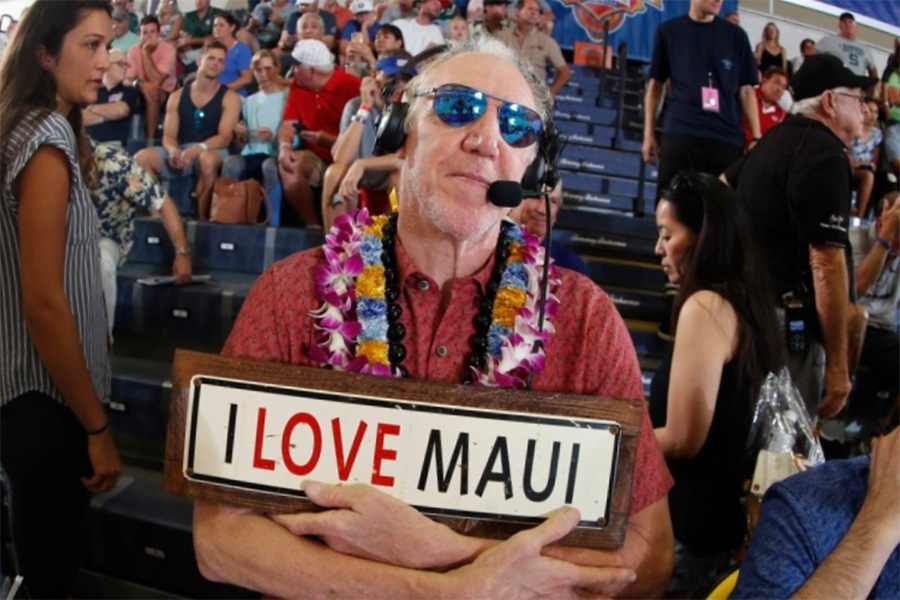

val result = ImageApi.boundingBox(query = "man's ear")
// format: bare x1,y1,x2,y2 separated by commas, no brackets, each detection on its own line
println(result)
820,90,838,117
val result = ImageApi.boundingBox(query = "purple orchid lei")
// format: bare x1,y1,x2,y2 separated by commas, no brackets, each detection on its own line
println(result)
309,208,561,387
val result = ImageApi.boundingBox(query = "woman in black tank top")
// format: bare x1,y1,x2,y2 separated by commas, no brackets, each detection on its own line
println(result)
649,173,783,595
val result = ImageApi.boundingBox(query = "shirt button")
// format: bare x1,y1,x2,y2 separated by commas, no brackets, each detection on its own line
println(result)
417,279,430,291
435,345,448,358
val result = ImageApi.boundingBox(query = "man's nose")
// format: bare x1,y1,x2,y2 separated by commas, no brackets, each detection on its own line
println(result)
461,108,501,157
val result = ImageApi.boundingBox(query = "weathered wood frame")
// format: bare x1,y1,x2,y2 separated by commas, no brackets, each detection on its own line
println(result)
164,349,643,549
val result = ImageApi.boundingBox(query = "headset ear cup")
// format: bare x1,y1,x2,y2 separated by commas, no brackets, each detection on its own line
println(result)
373,102,409,156
521,153,547,192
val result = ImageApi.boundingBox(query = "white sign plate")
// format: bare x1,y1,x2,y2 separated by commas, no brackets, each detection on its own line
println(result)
185,376,622,526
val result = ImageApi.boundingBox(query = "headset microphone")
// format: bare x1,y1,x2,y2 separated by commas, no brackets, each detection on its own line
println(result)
487,180,524,208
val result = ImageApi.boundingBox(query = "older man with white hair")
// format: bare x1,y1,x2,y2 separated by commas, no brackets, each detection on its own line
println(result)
278,39,360,226
84,48,140,147
194,36,674,599
723,53,878,420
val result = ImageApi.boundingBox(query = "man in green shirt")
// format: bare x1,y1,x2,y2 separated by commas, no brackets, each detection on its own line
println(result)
179,0,223,64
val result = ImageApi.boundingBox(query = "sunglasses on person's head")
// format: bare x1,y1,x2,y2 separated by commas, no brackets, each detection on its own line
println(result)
414,83,543,148
194,107,205,130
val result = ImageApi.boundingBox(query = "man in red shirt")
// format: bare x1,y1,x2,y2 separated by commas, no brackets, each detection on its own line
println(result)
195,36,673,598
278,39,360,226
125,15,177,139
744,66,788,145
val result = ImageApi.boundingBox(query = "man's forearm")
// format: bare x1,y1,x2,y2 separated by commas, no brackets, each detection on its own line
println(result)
158,197,188,249
194,502,446,598
549,65,571,97
643,80,662,136
332,122,366,164
810,244,849,373
142,52,166,86
791,503,894,599
740,85,761,140
278,120,296,148
88,101,131,121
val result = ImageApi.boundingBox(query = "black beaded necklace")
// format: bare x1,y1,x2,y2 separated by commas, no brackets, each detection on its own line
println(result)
379,212,516,384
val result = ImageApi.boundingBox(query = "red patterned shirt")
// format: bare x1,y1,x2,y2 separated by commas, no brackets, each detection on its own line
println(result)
223,241,673,515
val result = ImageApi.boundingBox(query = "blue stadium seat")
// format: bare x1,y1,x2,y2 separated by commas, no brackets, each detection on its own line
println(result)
191,221,270,274
272,227,326,263
560,144,644,179
162,175,196,217
87,476,254,598
584,259,665,292
114,264,255,347
109,356,171,441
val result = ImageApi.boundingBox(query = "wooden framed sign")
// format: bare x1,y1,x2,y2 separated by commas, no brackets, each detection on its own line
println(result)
164,350,644,549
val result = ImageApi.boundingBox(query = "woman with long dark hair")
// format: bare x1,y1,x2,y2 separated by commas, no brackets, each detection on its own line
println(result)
0,1,121,596
649,172,783,594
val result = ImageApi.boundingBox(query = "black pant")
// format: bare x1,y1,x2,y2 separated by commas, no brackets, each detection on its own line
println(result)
1,392,91,599
658,133,745,191
859,326,900,417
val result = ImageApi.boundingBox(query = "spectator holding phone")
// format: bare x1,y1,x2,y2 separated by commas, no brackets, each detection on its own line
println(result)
278,39,360,226
851,97,883,218
339,0,380,74
322,55,407,229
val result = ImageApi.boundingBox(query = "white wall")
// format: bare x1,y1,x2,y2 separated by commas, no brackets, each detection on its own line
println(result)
739,9,893,74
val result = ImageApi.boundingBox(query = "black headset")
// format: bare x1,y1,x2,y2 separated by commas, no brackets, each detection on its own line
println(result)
373,45,563,194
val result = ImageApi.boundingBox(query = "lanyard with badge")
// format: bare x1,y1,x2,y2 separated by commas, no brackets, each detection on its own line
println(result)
701,21,720,112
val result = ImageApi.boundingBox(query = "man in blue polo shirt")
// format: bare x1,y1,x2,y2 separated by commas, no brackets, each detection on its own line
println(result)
643,0,761,189
732,427,899,599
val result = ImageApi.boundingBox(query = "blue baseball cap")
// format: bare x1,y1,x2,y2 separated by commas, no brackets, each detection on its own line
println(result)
375,56,410,77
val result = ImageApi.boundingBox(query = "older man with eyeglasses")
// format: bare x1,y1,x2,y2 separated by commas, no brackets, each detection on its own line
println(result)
723,53,879,421
84,48,141,147
193,35,674,599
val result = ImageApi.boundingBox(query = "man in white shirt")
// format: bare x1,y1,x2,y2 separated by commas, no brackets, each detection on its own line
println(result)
393,0,444,55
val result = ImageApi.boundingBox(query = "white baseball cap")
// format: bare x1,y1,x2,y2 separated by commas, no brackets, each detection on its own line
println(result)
291,39,334,68
350,0,373,13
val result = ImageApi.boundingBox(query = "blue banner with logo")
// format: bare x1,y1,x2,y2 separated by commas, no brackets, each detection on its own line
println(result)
819,0,899,28
550,0,739,61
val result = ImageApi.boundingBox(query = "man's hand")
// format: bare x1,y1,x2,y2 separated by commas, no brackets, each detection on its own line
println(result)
348,41,375,65
177,144,204,170
448,507,637,599
878,198,900,242
279,146,299,174
235,122,249,141
255,126,274,142
338,161,366,203
271,481,480,569
359,76,379,107
173,254,193,285
818,366,851,419
166,147,182,170
642,131,658,164
143,38,159,54
300,129,326,147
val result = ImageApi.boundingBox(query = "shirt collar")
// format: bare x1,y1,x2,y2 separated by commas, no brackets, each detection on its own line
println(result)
395,234,496,296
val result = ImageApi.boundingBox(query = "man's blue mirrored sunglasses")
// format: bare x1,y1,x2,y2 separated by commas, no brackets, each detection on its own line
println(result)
415,83,543,148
